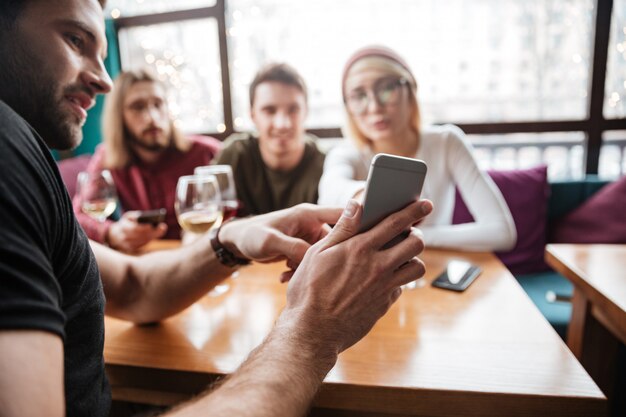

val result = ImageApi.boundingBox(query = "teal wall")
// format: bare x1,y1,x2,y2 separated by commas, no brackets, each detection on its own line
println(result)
73,19,121,157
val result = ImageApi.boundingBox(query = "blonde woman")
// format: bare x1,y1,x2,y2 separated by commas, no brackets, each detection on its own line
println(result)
319,46,516,251
73,69,221,252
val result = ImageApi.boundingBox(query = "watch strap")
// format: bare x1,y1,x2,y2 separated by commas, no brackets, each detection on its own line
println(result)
209,224,251,267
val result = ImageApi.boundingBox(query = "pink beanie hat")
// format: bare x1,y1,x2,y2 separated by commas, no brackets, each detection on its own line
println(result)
341,45,417,99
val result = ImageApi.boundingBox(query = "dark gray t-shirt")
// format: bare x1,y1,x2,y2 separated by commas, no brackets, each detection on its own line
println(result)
0,100,110,417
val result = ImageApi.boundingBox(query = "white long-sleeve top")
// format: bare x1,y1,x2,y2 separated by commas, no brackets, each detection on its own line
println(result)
318,124,517,251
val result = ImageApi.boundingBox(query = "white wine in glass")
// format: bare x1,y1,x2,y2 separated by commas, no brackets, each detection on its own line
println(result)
177,174,231,297
177,210,223,233
175,174,222,234
77,170,118,223
82,200,117,220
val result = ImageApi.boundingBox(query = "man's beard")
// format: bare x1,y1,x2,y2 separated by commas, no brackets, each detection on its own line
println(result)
0,35,84,150
126,127,173,153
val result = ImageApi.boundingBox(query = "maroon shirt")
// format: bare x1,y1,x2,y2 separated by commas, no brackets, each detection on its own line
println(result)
73,135,222,242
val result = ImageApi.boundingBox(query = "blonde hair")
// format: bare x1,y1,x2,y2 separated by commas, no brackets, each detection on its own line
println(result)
342,56,421,150
101,68,190,169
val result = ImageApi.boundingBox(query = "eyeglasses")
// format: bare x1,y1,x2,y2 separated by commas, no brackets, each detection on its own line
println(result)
345,77,408,115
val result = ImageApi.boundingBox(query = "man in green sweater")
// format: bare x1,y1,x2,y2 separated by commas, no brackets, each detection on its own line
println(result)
214,63,325,215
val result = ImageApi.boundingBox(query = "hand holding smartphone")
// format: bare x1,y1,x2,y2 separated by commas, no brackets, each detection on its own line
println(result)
136,208,166,226
358,153,428,234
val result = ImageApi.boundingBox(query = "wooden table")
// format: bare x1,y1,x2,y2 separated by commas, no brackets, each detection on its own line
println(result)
105,244,606,416
545,244,626,405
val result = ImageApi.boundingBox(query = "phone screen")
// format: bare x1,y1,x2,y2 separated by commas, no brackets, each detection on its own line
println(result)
432,261,481,292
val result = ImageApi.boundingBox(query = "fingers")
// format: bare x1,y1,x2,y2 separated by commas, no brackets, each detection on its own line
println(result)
151,223,168,239
365,200,432,249
128,222,164,240
382,228,425,270
279,269,295,283
286,258,299,270
318,200,362,249
300,204,343,227
122,210,141,220
390,287,403,303
390,257,426,288
280,259,301,283
260,230,311,264
111,220,166,251
317,223,333,240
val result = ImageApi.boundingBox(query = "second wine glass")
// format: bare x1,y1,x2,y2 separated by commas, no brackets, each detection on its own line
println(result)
185,169,238,297
194,165,239,222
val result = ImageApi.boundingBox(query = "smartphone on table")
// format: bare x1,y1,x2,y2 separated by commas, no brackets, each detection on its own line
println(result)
136,208,167,226
358,153,428,242
431,260,481,292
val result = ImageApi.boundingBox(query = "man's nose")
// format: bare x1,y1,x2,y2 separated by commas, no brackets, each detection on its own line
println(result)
147,106,160,122
274,112,292,129
82,58,112,95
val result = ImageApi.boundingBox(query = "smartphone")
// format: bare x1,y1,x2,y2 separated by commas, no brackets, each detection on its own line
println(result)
136,208,166,226
431,260,481,292
358,153,428,234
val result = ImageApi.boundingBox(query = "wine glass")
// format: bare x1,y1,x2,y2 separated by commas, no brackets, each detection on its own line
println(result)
194,165,239,222
176,174,229,296
77,170,118,223
182,171,234,297
175,174,223,234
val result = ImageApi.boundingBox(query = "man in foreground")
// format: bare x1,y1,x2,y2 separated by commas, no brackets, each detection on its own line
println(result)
0,1,431,416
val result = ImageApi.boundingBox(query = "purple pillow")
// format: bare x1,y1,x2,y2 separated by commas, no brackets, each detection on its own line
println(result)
452,165,550,274
552,175,626,243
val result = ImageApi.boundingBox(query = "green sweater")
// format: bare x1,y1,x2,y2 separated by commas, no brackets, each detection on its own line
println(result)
213,133,325,215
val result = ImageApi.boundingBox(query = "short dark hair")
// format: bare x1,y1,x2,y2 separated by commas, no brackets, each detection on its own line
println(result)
0,0,107,32
249,63,308,107
0,1,28,31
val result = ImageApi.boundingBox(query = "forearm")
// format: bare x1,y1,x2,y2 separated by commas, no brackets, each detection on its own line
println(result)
318,146,366,206
421,220,516,251
446,132,516,251
97,234,236,323
165,310,337,417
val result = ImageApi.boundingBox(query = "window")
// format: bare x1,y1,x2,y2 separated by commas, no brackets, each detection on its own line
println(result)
468,132,585,180
600,131,626,178
105,0,626,178
117,18,224,133
107,0,216,18
605,0,626,118
227,0,594,129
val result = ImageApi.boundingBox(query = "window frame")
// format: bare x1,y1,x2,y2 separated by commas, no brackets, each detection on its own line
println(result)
112,0,625,175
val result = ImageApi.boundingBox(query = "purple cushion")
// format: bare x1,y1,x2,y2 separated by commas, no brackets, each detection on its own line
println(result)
57,154,92,199
452,165,550,274
552,175,626,243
